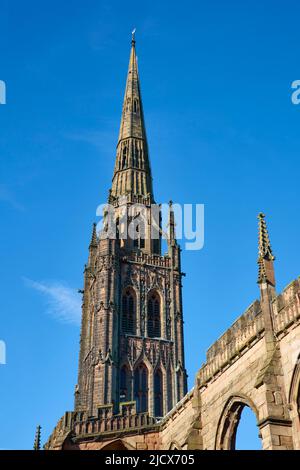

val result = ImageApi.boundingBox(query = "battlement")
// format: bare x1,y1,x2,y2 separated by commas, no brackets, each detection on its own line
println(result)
198,300,264,386
197,277,300,387
273,277,300,335
73,403,158,438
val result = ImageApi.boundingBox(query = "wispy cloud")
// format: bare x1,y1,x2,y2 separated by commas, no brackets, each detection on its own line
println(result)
64,129,116,154
24,278,81,326
0,184,24,211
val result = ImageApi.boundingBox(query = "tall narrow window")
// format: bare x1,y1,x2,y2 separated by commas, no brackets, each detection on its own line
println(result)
122,288,136,334
133,224,145,250
120,366,128,401
154,369,163,417
134,225,139,248
176,371,182,402
136,145,140,168
116,217,120,240
122,146,127,168
167,368,173,412
134,364,148,413
148,291,161,338
133,142,138,167
152,239,160,254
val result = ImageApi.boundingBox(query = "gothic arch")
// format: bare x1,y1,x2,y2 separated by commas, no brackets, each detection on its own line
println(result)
175,363,185,403
154,360,169,415
133,342,153,371
119,362,133,402
101,439,134,450
147,287,163,302
168,441,182,450
119,358,133,371
133,362,149,413
122,287,137,335
122,145,127,169
147,290,161,338
288,353,300,448
133,98,139,113
153,367,163,417
289,352,300,408
215,394,260,450
166,364,174,412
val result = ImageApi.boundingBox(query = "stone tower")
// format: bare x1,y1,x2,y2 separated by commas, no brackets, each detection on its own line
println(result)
74,32,187,421
45,36,300,452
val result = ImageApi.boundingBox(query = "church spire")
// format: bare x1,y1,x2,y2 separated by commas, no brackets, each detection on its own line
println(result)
257,213,276,287
111,32,153,201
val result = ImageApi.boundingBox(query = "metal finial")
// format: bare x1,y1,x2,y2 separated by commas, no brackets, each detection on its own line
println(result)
132,28,136,44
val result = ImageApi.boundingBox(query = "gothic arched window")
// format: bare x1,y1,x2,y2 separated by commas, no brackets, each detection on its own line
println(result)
147,291,161,338
133,99,138,113
167,368,173,412
122,288,136,334
176,371,182,402
115,216,120,240
122,146,127,169
120,366,129,401
154,369,163,417
133,142,138,167
134,363,148,413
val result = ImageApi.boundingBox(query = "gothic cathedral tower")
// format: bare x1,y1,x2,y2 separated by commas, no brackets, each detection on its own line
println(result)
74,33,187,422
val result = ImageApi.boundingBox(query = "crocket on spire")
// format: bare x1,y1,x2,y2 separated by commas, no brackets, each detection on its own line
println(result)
89,222,98,248
111,31,153,201
33,425,41,450
257,213,276,287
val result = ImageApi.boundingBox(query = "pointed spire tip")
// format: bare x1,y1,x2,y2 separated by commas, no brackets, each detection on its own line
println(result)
90,222,98,248
131,28,136,45
111,28,153,200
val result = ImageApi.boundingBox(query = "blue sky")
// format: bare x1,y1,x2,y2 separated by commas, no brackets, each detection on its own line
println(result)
0,0,299,450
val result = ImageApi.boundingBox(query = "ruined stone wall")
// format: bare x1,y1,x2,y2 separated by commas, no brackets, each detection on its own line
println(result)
159,390,196,449
193,277,300,450
46,278,300,451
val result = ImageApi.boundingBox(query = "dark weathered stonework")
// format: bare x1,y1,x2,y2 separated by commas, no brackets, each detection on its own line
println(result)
45,37,300,451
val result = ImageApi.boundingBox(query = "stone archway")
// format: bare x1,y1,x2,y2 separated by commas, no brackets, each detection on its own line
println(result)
168,441,182,450
289,354,300,449
101,439,132,450
215,395,260,450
